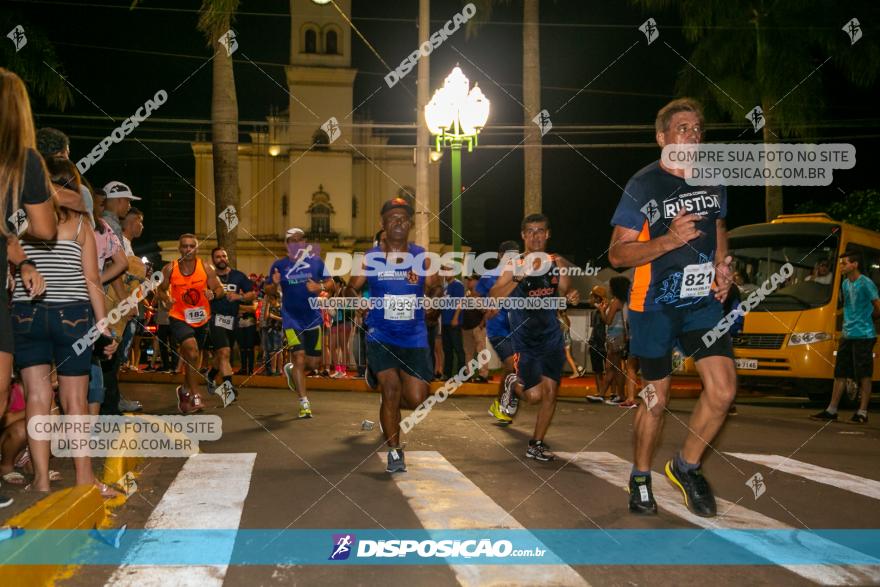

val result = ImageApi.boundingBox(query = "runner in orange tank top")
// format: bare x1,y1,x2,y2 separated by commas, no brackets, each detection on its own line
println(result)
157,234,224,414
169,257,210,326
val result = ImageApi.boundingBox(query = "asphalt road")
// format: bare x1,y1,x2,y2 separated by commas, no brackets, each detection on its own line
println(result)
11,382,880,587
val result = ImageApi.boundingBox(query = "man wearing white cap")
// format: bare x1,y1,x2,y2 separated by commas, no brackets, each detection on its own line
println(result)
100,180,144,414
101,181,141,244
264,228,335,418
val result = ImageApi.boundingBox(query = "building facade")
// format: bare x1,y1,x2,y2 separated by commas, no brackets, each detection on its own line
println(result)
165,0,442,275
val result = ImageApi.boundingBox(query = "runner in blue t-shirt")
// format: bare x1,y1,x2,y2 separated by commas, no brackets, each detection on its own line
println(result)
264,228,335,419
206,247,255,403
608,98,736,518
812,250,880,424
476,240,520,425
490,215,579,462
346,198,442,474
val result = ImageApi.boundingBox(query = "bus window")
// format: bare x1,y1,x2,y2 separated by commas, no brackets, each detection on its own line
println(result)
729,231,839,311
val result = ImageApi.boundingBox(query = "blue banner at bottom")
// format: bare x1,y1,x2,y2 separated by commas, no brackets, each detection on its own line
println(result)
1,529,879,566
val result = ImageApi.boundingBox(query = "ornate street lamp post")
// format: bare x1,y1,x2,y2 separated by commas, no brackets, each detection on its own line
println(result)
424,65,490,253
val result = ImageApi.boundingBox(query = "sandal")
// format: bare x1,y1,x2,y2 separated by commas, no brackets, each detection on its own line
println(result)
1,472,26,485
95,482,120,499
14,448,30,469
23,483,50,494
49,470,62,482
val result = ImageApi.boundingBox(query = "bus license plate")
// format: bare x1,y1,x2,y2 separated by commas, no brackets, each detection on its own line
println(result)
736,358,758,370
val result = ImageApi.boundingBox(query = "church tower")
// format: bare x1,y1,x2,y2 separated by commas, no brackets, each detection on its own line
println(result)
184,0,441,275
283,0,357,241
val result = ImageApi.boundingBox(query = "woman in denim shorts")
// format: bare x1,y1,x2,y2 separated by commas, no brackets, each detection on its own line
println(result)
0,70,56,495
12,158,118,496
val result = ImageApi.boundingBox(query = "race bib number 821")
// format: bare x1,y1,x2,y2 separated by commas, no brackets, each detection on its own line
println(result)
680,262,715,298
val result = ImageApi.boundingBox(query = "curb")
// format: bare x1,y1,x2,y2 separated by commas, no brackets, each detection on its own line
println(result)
0,485,106,586
120,371,704,398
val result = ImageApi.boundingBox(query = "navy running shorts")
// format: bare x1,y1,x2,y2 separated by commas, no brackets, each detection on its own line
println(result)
628,299,733,380
285,327,322,357
514,345,565,390
489,336,515,362
366,340,433,382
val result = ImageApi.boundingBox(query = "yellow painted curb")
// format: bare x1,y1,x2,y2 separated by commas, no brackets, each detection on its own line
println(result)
0,485,105,587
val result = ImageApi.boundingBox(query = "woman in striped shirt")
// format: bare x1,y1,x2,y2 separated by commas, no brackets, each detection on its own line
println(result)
12,157,118,496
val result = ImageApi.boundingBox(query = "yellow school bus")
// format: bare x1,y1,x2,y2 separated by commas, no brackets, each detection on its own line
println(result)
683,213,880,402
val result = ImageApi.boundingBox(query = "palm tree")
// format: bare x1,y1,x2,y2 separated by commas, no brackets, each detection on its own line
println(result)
522,0,541,216
632,0,880,221
132,0,242,262
468,0,543,216
0,10,72,109
197,0,241,264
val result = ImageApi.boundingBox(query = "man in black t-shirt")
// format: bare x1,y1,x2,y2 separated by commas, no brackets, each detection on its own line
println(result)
206,247,255,403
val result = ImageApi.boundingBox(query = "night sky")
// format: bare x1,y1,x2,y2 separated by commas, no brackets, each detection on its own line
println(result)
7,0,879,267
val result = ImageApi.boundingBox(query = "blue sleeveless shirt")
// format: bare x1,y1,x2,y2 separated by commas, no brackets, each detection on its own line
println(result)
507,256,565,352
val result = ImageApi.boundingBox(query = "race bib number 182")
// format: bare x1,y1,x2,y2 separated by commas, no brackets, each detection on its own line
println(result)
184,307,207,325
680,262,715,298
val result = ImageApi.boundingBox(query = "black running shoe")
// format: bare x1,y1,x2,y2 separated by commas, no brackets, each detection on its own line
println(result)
628,475,657,515
810,410,838,422
665,459,717,517
850,413,868,424
526,440,555,462
386,448,406,473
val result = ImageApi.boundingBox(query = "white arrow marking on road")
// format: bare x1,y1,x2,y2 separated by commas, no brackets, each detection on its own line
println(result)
380,451,588,587
106,452,256,587
726,453,880,502
558,451,880,586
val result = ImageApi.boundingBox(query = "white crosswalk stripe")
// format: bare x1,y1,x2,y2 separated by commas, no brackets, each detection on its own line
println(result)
380,451,589,587
106,453,256,587
726,452,880,501
557,451,880,586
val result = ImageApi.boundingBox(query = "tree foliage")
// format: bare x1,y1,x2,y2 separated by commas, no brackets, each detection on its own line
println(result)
0,10,73,110
795,189,880,233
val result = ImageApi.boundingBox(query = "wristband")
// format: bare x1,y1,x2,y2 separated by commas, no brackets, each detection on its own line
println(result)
16,259,37,271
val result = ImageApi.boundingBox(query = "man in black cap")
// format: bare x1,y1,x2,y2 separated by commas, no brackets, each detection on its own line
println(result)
345,198,442,473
